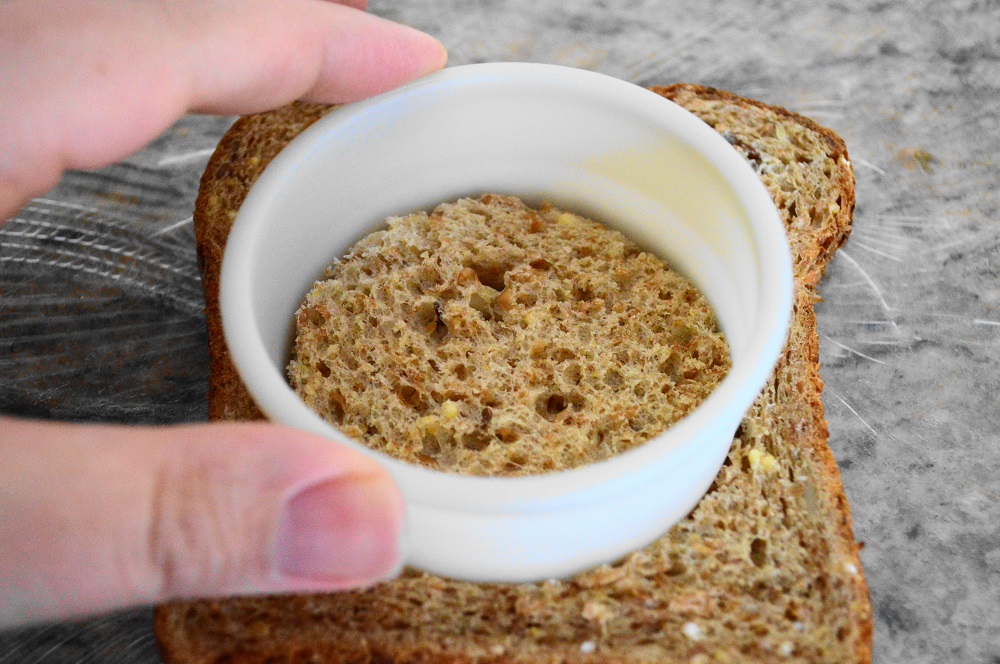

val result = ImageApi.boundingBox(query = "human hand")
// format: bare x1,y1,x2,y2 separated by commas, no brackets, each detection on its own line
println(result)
0,0,446,219
0,0,445,628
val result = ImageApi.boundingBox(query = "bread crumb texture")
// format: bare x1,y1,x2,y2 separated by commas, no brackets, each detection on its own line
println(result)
158,89,870,664
289,194,729,476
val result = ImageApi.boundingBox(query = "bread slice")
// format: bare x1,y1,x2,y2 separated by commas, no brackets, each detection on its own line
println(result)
155,84,871,663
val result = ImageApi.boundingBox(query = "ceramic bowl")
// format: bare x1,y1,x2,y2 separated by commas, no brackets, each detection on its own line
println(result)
220,63,792,582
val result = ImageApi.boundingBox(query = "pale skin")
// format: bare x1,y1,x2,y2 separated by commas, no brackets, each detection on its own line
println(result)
0,0,447,628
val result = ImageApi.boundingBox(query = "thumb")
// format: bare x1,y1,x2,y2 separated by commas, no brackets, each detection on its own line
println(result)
0,418,405,628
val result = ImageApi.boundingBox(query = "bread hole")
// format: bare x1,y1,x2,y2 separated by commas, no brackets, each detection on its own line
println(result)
419,265,442,291
553,347,576,362
481,407,493,424
564,363,582,384
480,392,501,408
495,426,519,443
604,368,624,388
659,353,683,380
428,358,439,373
507,452,528,468
750,538,767,567
741,455,752,474
671,324,694,345
394,384,424,410
632,384,646,398
665,554,687,576
466,261,508,291
468,291,494,319
575,246,594,258
306,307,327,327
413,301,438,334
450,364,468,380
328,391,346,423
432,302,448,341
682,367,701,380
316,361,331,378
437,285,460,301
461,430,492,451
420,430,440,453
516,292,537,307
536,393,567,420
573,285,595,302
615,350,629,365
456,267,479,287
418,434,440,460
529,258,552,270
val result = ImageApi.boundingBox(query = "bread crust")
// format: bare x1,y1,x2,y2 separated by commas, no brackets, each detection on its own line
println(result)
652,84,857,289
193,102,332,422
158,87,872,664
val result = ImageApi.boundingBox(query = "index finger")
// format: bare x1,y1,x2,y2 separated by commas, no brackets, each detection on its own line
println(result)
0,0,446,217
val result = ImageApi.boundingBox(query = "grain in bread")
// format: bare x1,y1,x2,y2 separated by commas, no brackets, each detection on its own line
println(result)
155,86,872,663
289,194,729,476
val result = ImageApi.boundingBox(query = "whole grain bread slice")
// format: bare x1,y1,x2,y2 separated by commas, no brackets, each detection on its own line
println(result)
154,84,871,663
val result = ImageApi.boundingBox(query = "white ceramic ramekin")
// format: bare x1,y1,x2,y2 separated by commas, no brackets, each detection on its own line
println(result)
220,63,792,583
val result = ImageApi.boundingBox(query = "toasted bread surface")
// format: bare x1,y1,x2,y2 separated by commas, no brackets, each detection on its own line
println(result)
155,86,871,664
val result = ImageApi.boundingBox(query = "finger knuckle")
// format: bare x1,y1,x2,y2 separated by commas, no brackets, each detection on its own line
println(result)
146,447,260,598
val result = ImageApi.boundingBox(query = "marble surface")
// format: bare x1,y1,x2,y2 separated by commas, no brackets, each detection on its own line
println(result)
1,0,998,661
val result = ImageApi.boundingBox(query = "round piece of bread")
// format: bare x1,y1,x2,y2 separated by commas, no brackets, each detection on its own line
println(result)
288,194,729,476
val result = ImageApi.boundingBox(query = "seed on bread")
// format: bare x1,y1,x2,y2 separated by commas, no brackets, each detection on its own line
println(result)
288,194,730,476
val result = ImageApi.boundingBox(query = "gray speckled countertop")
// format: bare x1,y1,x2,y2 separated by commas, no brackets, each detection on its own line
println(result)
1,1,998,662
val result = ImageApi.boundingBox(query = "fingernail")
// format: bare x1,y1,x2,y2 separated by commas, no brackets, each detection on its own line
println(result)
275,475,404,583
